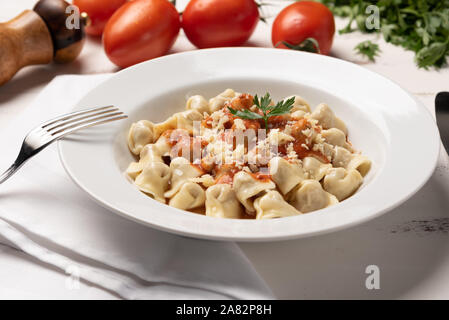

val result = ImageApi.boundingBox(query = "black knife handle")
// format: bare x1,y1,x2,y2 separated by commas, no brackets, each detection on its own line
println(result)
436,91,449,155
436,92,449,110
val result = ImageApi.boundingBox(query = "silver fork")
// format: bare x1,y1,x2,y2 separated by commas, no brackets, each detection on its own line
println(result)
0,105,127,184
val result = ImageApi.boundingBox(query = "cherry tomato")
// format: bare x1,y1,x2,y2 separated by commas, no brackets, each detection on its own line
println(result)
103,0,181,68
272,1,335,55
73,0,127,36
182,0,259,49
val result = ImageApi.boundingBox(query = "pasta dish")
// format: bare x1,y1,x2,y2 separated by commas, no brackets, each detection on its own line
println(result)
126,89,371,219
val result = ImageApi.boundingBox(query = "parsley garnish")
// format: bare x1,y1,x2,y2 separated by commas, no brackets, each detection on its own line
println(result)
355,40,381,61
228,93,295,129
318,0,449,69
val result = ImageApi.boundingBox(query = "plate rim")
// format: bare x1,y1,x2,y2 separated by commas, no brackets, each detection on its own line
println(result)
58,47,440,242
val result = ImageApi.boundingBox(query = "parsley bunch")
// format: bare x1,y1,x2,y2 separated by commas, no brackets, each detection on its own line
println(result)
228,93,295,129
317,0,449,68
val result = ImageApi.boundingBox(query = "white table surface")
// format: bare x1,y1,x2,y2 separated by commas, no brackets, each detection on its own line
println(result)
1,0,449,299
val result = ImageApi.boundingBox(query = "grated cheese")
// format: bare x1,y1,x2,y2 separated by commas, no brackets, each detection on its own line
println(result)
233,118,246,130
286,142,298,160
189,174,215,187
268,129,294,145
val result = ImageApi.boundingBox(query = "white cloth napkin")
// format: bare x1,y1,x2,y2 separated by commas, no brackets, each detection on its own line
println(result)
0,74,274,300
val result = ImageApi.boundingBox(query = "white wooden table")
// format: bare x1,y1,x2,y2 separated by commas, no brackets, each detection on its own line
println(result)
1,0,449,299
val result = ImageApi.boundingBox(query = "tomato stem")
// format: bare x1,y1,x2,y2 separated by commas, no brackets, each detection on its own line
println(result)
275,38,321,54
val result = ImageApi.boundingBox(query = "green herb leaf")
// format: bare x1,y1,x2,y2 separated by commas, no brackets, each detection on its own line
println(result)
254,93,272,112
415,42,448,68
354,40,381,62
228,93,295,129
228,107,263,120
381,24,397,41
267,97,295,117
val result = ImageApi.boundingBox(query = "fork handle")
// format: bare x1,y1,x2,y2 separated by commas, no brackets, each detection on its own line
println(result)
0,145,32,185
0,162,24,185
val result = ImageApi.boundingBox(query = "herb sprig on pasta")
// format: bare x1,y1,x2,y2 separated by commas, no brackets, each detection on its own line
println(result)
228,93,295,129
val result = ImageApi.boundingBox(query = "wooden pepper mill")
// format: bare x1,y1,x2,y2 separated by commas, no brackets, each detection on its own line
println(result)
0,0,87,86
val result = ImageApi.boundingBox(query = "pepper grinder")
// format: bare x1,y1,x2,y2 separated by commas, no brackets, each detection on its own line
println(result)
0,0,88,86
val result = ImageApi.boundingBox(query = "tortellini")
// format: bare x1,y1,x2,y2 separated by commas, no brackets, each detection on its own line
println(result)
321,128,351,150
205,184,243,219
332,146,353,168
186,95,210,114
126,162,143,180
134,162,171,203
128,120,156,155
233,171,275,213
254,191,300,219
302,157,332,181
288,180,338,213
332,146,371,177
310,103,348,135
126,143,165,179
348,154,371,177
208,89,236,113
323,168,363,201
154,109,203,136
288,95,311,113
140,144,165,164
126,89,371,219
154,134,171,156
165,157,203,198
269,157,305,194
169,182,206,210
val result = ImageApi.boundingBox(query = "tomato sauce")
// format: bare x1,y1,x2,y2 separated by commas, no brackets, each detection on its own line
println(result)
230,93,254,110
162,129,191,146
277,118,330,164
202,116,213,128
267,115,289,130
250,171,272,182
214,164,240,185
191,163,206,175
163,129,208,162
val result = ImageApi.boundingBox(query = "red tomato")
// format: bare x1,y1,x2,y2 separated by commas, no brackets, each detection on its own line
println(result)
73,0,127,36
103,0,181,68
272,1,335,55
182,0,259,49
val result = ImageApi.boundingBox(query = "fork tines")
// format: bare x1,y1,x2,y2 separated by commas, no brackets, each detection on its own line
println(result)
38,105,127,139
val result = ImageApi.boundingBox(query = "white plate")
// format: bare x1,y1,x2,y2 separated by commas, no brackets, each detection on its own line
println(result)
59,48,440,242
